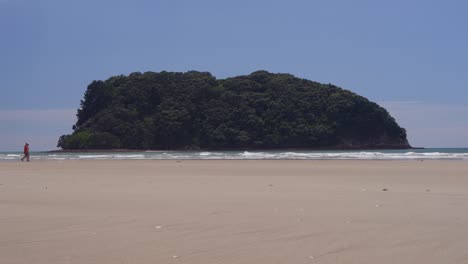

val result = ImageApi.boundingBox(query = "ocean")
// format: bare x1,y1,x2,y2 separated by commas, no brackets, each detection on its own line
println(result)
1,148,467,161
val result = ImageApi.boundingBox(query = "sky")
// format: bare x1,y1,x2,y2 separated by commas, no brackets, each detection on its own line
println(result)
0,0,467,150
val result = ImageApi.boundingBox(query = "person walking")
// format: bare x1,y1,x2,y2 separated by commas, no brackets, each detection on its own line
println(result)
21,143,30,162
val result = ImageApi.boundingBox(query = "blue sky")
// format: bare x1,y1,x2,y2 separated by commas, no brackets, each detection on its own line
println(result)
1,0,467,150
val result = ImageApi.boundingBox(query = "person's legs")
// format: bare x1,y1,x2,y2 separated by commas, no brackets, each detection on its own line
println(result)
26,154,30,162
21,155,25,161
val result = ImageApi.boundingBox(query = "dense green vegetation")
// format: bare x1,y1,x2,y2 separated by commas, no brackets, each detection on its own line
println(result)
57,71,410,150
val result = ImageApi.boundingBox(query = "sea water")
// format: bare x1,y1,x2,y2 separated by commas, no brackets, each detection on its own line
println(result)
1,148,467,161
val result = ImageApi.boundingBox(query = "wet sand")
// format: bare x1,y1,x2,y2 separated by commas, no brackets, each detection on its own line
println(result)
1,160,468,264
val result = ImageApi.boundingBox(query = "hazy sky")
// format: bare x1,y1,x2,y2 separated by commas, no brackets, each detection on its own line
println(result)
1,0,467,150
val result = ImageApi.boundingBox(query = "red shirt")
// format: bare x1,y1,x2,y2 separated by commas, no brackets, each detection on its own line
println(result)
24,145,29,154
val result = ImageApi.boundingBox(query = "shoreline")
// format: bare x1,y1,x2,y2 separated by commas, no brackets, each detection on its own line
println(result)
2,148,466,162
47,146,422,153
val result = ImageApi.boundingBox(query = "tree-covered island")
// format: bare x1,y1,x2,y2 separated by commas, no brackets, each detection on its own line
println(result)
57,71,410,150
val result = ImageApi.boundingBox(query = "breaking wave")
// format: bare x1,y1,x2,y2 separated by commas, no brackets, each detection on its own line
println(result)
1,149,467,161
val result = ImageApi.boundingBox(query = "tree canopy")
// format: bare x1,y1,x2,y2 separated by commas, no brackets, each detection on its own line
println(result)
57,71,410,150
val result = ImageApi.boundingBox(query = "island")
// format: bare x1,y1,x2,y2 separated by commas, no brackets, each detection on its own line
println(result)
57,70,410,150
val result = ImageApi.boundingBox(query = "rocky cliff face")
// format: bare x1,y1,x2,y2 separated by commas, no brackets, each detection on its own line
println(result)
336,132,411,149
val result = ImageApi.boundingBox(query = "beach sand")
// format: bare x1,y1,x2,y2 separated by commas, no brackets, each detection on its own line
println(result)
1,160,468,264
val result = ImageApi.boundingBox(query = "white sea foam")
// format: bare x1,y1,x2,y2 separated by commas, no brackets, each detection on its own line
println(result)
1,150,467,161
113,154,145,159
77,155,110,159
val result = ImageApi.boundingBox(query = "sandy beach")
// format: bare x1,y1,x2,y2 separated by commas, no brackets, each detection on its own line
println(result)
1,160,467,264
